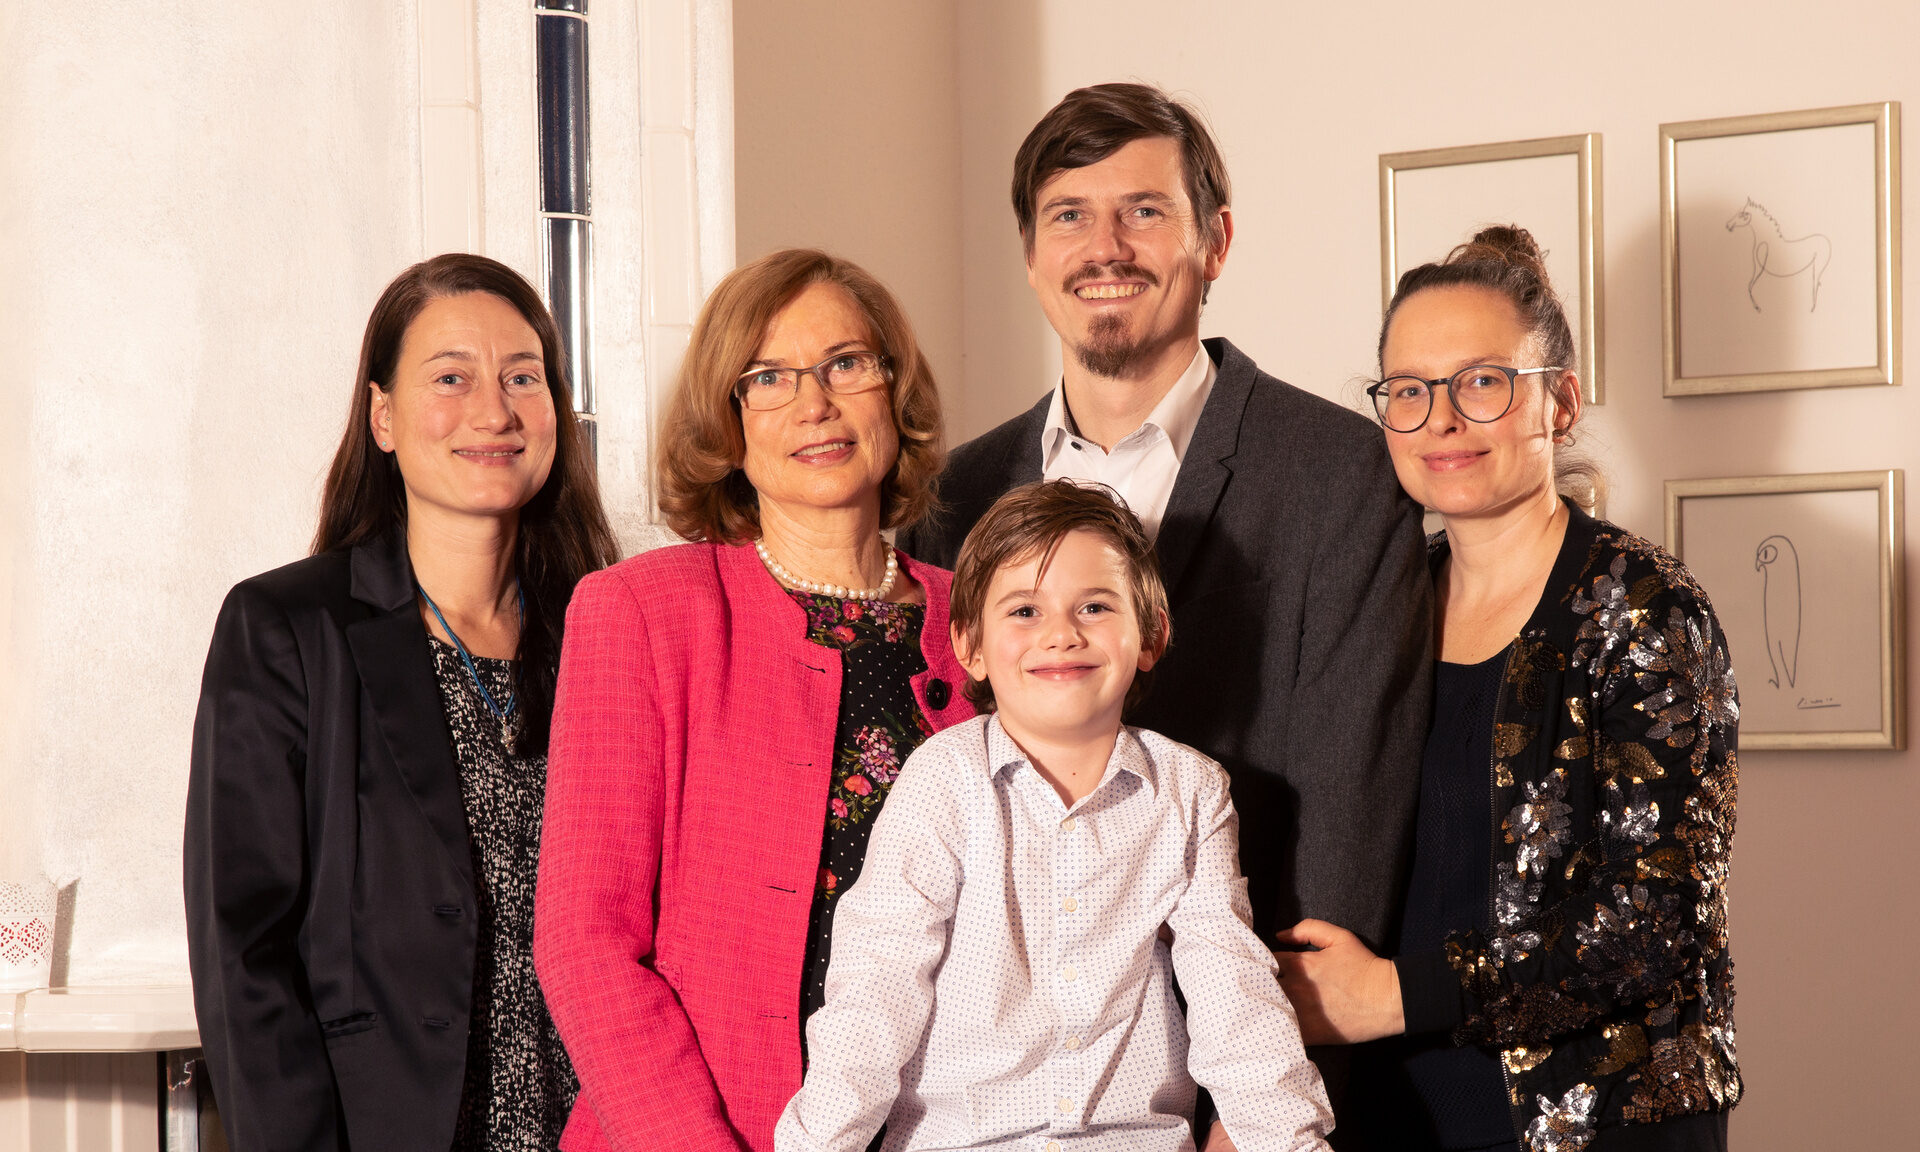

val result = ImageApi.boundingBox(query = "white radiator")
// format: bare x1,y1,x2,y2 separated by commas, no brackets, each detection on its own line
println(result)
0,1051,159,1152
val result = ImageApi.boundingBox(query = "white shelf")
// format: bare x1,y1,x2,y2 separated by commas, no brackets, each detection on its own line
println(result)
0,985,199,1052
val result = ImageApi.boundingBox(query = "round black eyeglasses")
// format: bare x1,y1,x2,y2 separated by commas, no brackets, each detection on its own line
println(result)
1367,364,1562,433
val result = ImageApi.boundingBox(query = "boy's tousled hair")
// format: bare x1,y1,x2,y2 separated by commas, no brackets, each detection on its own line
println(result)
948,480,1171,713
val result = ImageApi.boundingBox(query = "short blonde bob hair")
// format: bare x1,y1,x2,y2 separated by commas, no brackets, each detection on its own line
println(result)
657,248,945,543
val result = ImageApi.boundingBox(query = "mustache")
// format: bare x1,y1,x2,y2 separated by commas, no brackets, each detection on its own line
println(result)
1063,263,1160,293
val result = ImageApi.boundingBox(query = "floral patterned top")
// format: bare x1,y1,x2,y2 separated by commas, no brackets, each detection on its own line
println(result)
1395,506,1740,1152
789,589,934,1032
427,639,578,1152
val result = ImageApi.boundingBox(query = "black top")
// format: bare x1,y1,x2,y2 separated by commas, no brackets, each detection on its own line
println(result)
429,640,579,1150
1360,650,1515,1152
787,590,933,1037
1401,652,1504,952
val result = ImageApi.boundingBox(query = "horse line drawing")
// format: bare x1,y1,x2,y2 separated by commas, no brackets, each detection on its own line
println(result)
1725,198,1832,312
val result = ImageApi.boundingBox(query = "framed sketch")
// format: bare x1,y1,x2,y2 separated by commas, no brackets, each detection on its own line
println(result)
1660,102,1901,395
1381,133,1604,403
1665,470,1905,750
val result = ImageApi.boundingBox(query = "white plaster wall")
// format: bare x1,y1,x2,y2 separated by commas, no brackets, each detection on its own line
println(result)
3,4,424,984
0,0,726,996
734,1,1920,1145
608,0,738,552
0,0,30,889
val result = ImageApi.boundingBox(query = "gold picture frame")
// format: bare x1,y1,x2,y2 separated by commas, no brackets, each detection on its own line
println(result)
1660,102,1901,396
1665,470,1905,750
1380,133,1604,404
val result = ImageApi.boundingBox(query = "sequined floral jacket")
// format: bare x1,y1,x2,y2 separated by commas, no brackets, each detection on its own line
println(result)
1433,508,1741,1150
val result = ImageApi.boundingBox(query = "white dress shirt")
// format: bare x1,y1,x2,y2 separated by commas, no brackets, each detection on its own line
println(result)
1040,344,1217,541
775,716,1333,1152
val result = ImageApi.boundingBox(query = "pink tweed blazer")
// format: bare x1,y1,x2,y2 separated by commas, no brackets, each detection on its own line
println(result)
535,542,974,1152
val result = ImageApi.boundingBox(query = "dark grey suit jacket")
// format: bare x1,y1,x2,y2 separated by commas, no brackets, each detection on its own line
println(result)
901,337,1431,949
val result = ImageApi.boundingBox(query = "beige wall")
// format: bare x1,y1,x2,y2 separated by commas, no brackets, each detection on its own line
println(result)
735,2,1920,1146
733,0,965,426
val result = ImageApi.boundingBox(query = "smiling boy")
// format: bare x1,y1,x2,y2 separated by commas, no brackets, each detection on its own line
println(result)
775,481,1332,1152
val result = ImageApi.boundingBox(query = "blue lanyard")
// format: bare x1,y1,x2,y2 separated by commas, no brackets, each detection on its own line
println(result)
418,582,524,727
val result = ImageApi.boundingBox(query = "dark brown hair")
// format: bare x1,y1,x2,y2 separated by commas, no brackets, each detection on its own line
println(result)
656,248,945,543
949,480,1171,713
314,253,619,755
1012,82,1232,266
1378,224,1600,505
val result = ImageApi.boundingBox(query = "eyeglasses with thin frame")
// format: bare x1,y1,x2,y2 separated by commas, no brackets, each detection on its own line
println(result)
733,350,892,412
1367,364,1563,433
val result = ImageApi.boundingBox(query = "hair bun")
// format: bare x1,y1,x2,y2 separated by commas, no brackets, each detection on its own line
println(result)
1446,225,1549,282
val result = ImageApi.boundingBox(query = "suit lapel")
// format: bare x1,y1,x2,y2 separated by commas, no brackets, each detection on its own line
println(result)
345,533,473,889
1003,393,1048,486
1155,338,1251,600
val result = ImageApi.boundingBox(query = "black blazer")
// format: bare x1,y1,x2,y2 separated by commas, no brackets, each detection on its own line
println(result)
901,338,1433,949
185,531,478,1151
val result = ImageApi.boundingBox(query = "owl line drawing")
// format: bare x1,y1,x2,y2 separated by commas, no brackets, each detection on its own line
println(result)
1755,534,1801,689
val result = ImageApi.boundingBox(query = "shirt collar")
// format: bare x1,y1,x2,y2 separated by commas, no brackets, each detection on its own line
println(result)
1143,342,1217,461
1039,343,1217,464
1039,382,1076,464
983,714,1157,798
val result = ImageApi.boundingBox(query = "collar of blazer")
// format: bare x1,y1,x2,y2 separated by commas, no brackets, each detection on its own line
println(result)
349,527,418,612
1152,337,1256,598
344,529,476,895
715,539,970,730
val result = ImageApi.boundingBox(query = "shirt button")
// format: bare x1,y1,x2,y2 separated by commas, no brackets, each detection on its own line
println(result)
1061,816,1077,832
1062,897,1078,913
1057,1097,1074,1114
1047,1144,1061,1152
1064,1034,1082,1050
1061,964,1078,982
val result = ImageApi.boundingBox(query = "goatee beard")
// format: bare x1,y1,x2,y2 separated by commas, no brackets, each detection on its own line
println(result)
1074,313,1144,379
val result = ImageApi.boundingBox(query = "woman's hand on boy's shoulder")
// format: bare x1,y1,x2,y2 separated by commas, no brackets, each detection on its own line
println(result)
1270,919,1405,1045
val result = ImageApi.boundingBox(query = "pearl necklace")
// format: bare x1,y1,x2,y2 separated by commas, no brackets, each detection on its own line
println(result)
754,538,899,600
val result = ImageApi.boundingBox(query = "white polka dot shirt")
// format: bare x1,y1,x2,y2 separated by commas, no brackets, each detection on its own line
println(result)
774,715,1334,1152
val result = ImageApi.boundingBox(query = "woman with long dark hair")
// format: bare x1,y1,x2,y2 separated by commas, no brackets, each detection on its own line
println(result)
186,253,619,1150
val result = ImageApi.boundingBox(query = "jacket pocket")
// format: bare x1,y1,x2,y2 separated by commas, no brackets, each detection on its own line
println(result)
319,1011,380,1039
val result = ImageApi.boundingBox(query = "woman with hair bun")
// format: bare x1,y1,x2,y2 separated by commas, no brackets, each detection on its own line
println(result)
1271,227,1740,1151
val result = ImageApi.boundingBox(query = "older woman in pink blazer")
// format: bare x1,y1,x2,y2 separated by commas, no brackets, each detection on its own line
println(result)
535,249,974,1152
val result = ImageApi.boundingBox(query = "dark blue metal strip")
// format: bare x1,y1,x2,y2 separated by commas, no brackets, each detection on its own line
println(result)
535,13,589,216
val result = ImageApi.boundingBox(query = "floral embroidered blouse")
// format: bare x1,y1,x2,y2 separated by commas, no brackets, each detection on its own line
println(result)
789,589,935,1031
1394,507,1741,1152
